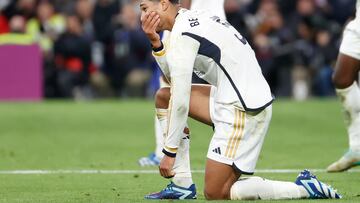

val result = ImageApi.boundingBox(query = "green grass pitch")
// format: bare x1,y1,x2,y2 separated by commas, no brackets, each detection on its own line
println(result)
0,99,359,203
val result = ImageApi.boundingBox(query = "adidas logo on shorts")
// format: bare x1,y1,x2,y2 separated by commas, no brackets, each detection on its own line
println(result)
212,147,221,155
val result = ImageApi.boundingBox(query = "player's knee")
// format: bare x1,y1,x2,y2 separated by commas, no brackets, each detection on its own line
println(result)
204,186,230,200
155,88,170,108
332,71,354,89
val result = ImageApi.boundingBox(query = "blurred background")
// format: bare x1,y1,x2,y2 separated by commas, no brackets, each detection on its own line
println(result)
0,0,357,101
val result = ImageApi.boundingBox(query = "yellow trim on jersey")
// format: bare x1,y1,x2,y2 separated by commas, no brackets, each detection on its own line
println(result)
153,48,166,57
164,146,178,153
225,109,240,157
230,111,245,158
156,111,167,118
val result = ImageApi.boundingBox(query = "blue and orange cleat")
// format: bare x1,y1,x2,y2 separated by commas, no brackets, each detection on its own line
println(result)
295,169,342,199
145,182,197,200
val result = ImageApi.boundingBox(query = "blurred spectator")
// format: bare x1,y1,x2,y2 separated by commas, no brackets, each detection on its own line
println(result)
0,15,34,45
26,1,65,53
76,0,95,41
328,0,357,24
92,0,120,80
3,0,37,20
93,0,119,43
310,29,337,96
249,0,294,96
113,3,153,97
54,15,91,99
49,0,76,14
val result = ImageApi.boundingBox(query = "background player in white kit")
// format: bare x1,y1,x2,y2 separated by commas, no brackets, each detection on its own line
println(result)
138,0,226,168
327,0,360,172
140,0,341,200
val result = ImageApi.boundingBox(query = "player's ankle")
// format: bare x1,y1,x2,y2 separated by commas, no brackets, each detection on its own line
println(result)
172,177,193,188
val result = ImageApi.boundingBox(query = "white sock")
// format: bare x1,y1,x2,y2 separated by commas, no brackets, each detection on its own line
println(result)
155,108,193,188
336,82,360,151
230,177,309,200
172,128,193,188
154,115,164,158
155,108,167,158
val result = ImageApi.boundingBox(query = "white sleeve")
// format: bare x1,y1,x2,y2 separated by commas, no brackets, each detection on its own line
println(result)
152,42,171,81
162,34,200,157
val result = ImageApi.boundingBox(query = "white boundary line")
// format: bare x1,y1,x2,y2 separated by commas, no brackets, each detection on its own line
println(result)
0,169,359,175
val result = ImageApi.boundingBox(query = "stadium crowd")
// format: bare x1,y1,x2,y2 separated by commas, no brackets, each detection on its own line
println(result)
0,0,357,99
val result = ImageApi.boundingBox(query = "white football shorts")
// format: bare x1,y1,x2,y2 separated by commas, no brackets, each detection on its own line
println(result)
207,86,272,175
339,20,360,60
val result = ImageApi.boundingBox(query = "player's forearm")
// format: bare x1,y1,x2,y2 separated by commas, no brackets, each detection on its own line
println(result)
152,42,171,80
163,74,192,157
162,35,200,157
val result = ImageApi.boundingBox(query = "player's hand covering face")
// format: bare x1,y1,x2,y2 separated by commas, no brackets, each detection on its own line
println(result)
140,1,161,47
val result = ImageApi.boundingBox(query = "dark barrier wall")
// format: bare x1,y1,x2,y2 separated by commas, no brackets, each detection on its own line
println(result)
0,45,42,101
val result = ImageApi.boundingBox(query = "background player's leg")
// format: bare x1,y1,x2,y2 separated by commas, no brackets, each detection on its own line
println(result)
328,53,360,172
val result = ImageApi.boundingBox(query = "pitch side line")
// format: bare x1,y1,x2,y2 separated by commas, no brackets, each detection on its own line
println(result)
0,169,359,175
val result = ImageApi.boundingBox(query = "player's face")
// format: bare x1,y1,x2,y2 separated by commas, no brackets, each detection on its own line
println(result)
140,0,164,32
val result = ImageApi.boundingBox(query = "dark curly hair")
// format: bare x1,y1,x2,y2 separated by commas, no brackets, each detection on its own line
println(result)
150,0,180,4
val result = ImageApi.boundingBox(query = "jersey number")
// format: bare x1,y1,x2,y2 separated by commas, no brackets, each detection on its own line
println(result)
189,18,200,27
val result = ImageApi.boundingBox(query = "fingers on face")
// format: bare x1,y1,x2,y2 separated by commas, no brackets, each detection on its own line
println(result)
149,14,160,29
142,11,159,29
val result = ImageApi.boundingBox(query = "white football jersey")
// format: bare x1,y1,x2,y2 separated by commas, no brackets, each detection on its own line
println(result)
191,0,226,19
154,9,273,149
347,0,360,31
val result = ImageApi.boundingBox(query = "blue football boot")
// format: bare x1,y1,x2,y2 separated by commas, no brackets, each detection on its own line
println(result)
295,169,342,199
145,182,197,200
